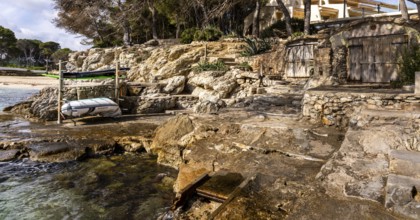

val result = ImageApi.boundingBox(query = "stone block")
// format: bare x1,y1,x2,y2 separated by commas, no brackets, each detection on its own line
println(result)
416,72,420,94
390,150,420,178
385,174,420,219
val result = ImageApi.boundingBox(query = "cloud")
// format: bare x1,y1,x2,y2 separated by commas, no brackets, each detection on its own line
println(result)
0,0,90,51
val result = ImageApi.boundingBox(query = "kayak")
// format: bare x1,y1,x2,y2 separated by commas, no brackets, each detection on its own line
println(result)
61,98,121,118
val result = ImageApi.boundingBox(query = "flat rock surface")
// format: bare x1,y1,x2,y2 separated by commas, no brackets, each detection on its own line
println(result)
0,149,20,162
29,142,86,162
385,174,420,219
390,150,420,178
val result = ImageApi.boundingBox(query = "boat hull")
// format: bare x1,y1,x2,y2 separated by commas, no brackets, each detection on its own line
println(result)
61,98,121,118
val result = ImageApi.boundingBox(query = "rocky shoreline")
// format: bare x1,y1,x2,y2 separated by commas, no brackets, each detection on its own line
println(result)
3,102,419,219
1,33,419,218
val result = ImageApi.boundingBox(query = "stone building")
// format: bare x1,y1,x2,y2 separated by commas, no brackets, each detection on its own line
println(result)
273,17,420,83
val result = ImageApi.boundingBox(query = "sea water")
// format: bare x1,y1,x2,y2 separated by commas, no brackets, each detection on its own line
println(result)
0,86,176,219
0,86,38,111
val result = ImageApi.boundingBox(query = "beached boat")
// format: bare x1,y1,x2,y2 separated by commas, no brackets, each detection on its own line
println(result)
61,98,121,118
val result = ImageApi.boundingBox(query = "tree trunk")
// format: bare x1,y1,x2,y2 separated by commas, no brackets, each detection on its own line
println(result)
175,16,180,39
149,5,158,40
123,20,132,45
117,0,131,46
276,0,292,36
304,0,311,35
252,0,261,37
199,3,209,27
400,0,409,20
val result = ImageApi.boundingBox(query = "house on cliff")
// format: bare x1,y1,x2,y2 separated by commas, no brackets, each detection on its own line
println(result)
244,0,410,36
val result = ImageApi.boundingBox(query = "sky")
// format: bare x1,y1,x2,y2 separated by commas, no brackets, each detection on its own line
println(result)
0,0,90,51
0,0,416,52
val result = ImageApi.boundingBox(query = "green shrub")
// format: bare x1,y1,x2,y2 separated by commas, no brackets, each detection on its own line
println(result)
194,60,228,72
181,26,223,44
194,26,223,42
181,27,199,44
392,44,420,87
291,32,304,39
240,37,272,57
238,62,252,71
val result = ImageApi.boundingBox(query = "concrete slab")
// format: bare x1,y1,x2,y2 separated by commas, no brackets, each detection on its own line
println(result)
390,150,420,178
385,174,420,219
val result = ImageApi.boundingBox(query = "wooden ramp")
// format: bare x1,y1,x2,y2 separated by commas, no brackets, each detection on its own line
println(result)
172,171,254,219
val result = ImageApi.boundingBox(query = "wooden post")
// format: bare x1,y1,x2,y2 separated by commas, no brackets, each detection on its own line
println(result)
204,43,207,62
115,62,120,105
57,60,63,124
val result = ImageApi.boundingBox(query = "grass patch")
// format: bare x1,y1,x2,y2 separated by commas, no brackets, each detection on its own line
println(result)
194,60,228,72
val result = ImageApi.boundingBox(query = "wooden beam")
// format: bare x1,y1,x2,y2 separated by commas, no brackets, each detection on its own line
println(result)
57,60,63,124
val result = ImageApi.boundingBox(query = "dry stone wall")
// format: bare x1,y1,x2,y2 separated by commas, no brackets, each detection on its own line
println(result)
303,89,420,127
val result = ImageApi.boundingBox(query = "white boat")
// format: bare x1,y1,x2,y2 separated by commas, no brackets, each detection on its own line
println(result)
61,98,121,118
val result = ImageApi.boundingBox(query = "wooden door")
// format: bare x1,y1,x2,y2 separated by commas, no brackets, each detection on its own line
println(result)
348,34,407,83
285,44,314,78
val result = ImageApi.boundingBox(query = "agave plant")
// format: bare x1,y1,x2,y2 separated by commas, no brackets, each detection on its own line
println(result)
240,37,272,57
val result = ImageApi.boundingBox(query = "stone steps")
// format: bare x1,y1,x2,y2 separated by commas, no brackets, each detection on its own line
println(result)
389,150,420,178
384,150,420,219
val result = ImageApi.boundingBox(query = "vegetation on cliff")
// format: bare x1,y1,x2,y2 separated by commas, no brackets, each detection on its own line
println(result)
0,26,72,68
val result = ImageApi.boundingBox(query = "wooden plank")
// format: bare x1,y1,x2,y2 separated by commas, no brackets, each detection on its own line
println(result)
171,173,210,211
209,176,255,220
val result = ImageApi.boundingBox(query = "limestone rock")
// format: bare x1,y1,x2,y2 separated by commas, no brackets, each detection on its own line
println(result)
193,101,223,114
144,39,159,46
390,150,420,178
29,142,86,163
163,76,186,94
192,87,221,103
150,115,195,168
136,97,176,114
385,174,420,219
0,149,20,162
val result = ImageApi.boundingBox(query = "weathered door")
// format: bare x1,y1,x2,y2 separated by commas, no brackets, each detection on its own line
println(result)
348,34,407,83
285,44,315,78
348,38,363,81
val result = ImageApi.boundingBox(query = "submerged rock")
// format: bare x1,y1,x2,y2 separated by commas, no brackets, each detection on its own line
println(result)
29,142,86,163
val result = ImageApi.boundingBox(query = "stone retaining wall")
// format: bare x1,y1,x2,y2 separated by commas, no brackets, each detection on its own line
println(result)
302,89,420,127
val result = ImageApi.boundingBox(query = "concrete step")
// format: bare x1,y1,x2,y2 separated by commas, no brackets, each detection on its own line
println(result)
390,150,420,178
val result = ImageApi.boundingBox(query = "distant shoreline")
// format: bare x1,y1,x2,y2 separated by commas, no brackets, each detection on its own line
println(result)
0,75,58,89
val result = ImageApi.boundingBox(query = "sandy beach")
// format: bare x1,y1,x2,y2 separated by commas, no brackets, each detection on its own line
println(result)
0,75,58,89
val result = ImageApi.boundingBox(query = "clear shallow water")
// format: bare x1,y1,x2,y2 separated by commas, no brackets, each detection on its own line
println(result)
0,87,177,219
0,154,176,220
0,87,39,111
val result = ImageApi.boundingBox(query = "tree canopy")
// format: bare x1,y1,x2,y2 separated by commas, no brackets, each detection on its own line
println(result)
0,25,71,68
0,26,18,60
53,0,259,47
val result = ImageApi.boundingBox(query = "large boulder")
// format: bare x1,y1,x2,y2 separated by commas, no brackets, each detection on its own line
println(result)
150,115,195,168
188,70,238,98
162,76,186,94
